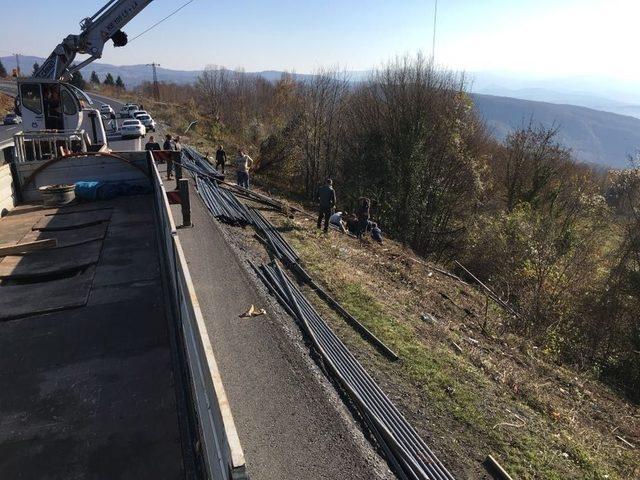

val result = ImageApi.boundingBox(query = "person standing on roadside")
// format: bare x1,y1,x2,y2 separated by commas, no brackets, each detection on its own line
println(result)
145,135,161,151
215,145,227,173
174,136,182,152
236,149,254,189
316,178,336,233
163,134,174,180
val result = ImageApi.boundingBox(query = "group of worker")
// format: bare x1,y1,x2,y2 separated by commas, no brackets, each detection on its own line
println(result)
316,178,383,242
211,145,255,189
145,134,182,180
144,137,380,242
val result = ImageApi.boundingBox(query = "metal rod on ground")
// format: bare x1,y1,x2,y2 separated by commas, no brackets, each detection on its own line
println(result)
454,261,519,318
260,262,455,480
485,456,513,480
179,178,192,227
291,263,399,361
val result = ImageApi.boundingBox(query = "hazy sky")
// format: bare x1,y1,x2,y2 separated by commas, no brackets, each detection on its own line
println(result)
0,0,637,80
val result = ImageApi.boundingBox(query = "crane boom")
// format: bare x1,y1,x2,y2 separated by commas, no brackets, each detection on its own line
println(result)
35,0,154,80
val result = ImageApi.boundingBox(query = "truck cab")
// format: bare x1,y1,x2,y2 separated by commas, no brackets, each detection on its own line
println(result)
16,79,108,158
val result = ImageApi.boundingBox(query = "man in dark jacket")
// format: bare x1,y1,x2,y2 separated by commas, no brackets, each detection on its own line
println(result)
144,135,161,151
316,178,336,233
215,145,227,173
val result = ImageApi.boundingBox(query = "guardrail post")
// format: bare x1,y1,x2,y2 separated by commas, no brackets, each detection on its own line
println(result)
179,178,192,227
175,158,183,190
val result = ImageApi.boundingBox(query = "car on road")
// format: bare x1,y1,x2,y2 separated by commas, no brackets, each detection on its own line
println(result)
119,104,139,118
132,110,149,119
137,114,156,132
120,119,145,138
100,104,115,117
3,113,22,125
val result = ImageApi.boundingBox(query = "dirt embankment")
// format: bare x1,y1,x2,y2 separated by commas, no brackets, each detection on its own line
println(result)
210,181,639,480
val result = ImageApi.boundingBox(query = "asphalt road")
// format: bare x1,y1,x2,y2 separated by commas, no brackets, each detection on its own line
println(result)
171,184,395,480
0,83,20,144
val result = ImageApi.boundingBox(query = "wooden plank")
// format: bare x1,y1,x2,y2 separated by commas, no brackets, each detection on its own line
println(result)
19,223,108,248
0,238,57,256
32,209,112,231
0,239,102,279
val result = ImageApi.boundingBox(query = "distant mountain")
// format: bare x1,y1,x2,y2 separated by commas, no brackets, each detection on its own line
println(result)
472,94,640,168
4,55,639,168
0,56,312,88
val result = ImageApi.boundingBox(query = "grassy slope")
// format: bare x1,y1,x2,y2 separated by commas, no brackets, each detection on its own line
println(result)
255,210,639,480
148,96,639,479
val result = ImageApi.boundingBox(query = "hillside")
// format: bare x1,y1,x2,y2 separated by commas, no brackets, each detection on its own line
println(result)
190,166,640,479
4,55,640,168
472,93,640,168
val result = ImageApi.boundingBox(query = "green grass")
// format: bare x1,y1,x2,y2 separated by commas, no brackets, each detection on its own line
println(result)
275,215,634,480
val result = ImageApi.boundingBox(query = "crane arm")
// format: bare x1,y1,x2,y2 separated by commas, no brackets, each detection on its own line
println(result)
35,0,154,80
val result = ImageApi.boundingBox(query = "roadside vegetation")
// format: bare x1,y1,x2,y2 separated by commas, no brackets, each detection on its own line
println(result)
122,54,638,477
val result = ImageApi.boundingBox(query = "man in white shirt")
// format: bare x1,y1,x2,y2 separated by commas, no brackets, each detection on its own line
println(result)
329,210,347,233
236,149,254,189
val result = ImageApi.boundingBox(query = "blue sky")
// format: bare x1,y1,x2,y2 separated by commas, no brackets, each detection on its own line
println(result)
0,0,637,80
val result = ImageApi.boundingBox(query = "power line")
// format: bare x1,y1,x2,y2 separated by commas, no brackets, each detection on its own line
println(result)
129,0,197,43
432,0,438,62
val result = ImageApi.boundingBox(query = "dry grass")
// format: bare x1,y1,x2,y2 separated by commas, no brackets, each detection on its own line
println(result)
232,195,639,480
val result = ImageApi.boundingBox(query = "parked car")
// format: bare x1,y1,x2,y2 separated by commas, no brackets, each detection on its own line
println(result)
132,110,149,119
120,119,145,138
3,113,22,125
100,104,115,117
137,114,156,132
119,104,139,118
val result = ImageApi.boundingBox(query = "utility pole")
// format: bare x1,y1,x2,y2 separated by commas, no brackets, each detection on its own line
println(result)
146,62,160,101
13,53,21,77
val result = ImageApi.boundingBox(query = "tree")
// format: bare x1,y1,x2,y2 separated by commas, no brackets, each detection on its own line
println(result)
90,71,100,84
32,62,40,76
69,67,86,89
0,60,6,78
103,73,115,86
115,75,125,89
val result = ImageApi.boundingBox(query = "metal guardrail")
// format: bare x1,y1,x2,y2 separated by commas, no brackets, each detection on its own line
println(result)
14,129,91,163
150,154,248,480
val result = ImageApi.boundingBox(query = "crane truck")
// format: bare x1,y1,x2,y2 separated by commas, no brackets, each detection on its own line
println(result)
15,0,153,158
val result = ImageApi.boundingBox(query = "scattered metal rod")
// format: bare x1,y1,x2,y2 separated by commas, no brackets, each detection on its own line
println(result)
485,455,514,480
196,175,251,226
247,207,299,265
256,261,456,480
290,262,399,361
454,261,520,318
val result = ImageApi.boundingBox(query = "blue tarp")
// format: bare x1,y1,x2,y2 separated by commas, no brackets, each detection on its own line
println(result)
75,181,150,201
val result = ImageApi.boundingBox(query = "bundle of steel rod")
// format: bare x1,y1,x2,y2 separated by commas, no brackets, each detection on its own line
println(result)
290,262,399,361
252,261,456,480
182,145,224,179
195,174,251,225
246,207,300,264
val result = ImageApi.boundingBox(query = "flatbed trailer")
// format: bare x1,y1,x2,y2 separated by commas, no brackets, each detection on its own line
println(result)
0,145,246,479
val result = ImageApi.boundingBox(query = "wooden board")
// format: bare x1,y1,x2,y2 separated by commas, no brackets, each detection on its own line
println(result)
0,239,56,256
32,209,112,231
0,266,95,320
19,222,108,248
0,240,102,279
